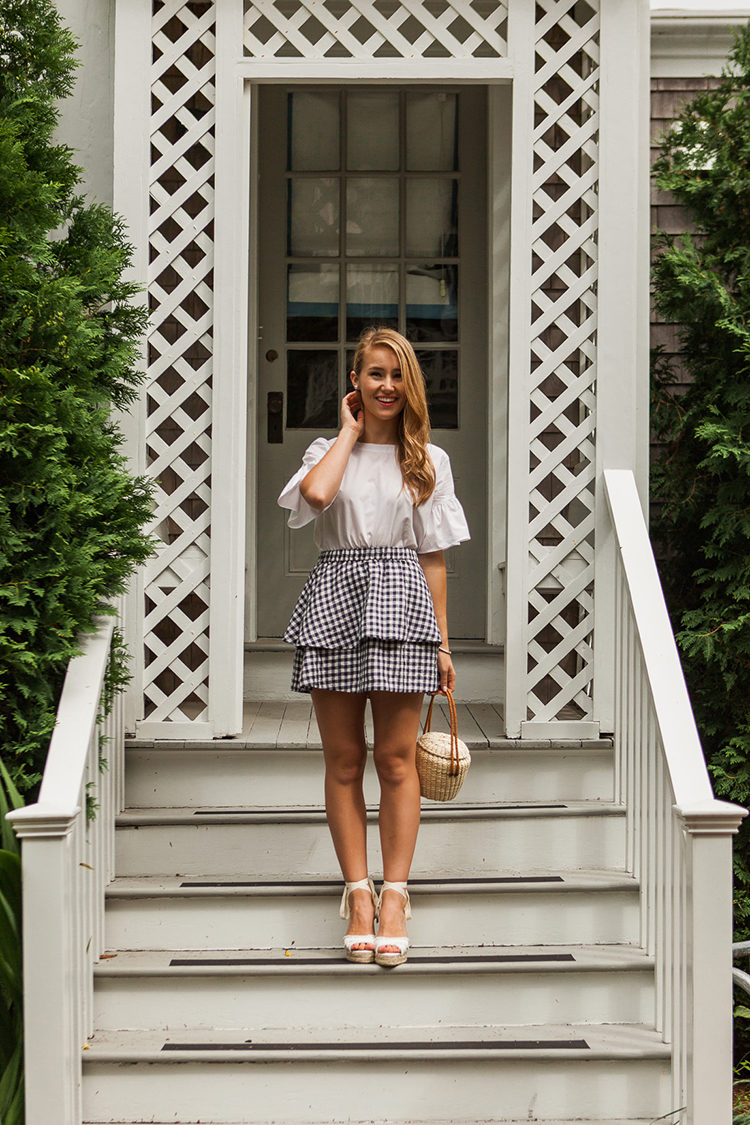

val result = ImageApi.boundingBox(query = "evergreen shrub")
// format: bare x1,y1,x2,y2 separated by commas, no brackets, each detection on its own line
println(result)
0,0,154,794
651,26,750,936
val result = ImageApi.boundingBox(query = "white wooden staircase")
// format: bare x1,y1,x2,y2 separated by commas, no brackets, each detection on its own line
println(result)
80,701,669,1125
10,474,745,1125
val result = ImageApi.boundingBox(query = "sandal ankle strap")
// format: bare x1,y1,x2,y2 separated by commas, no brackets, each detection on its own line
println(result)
378,880,412,919
339,876,377,920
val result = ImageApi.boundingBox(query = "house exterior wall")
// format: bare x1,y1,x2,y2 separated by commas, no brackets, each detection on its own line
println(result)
650,75,723,404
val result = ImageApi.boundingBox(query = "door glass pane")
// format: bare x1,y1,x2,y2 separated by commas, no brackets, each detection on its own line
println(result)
346,264,399,340
406,92,457,171
287,264,339,342
287,350,339,428
406,179,458,257
417,349,458,429
407,264,457,341
288,178,339,257
289,92,340,171
346,178,399,256
347,92,400,170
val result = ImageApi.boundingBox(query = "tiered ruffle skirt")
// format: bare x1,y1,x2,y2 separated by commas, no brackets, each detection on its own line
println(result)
285,547,441,694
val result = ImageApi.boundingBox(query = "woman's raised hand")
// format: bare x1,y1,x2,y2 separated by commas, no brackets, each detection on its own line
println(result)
342,391,365,438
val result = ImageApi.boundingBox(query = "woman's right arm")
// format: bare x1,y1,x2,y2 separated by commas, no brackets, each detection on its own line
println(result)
299,392,363,510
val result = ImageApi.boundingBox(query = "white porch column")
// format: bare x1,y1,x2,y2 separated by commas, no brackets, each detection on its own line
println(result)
208,0,250,735
113,0,151,734
503,0,535,738
593,0,651,734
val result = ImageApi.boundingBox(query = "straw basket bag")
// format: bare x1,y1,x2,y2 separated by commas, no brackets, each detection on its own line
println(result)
416,689,471,802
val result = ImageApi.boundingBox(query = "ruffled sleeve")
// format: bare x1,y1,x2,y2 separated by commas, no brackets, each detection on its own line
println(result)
277,437,334,529
415,446,471,553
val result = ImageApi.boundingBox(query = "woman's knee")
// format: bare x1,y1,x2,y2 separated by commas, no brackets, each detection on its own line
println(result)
373,743,415,786
325,742,367,786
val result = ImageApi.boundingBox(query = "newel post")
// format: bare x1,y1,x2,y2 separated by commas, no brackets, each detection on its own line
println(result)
8,808,80,1125
678,801,747,1125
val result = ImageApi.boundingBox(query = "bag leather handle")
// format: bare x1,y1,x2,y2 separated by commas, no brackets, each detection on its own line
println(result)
421,689,461,777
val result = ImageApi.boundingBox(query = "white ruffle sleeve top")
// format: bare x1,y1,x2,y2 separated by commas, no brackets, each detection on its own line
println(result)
277,438,470,554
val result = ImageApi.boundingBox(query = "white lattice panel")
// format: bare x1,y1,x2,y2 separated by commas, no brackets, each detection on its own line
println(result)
525,0,600,722
243,0,508,60
144,0,216,723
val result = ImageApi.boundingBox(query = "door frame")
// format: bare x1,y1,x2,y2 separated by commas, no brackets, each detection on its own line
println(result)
242,78,512,658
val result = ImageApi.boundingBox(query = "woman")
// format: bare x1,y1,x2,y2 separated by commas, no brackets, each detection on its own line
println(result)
278,327,469,967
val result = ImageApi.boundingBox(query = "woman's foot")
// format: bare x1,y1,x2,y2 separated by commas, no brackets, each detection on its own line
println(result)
340,878,377,963
375,882,411,967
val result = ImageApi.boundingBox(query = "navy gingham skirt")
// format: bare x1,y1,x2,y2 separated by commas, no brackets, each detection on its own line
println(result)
285,547,441,694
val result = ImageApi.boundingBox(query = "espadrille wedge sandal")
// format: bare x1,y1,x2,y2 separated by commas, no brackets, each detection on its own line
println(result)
340,876,378,964
374,881,412,967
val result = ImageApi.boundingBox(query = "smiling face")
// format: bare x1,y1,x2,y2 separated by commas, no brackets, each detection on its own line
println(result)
351,344,406,424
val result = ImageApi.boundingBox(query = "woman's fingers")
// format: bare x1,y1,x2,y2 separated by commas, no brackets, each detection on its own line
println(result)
341,392,364,434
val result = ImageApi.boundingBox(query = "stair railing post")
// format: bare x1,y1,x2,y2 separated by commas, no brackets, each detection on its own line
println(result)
9,809,80,1125
678,803,746,1125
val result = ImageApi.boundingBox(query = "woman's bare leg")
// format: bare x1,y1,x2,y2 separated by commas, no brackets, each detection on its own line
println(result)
370,691,424,951
310,689,374,945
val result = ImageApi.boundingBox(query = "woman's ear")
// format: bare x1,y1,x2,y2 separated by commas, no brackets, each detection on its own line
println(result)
350,371,358,388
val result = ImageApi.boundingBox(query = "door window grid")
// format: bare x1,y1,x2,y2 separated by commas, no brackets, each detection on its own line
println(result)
284,89,460,429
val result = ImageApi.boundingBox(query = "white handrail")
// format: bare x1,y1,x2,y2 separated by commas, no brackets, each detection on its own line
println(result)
7,613,124,1125
604,469,746,1125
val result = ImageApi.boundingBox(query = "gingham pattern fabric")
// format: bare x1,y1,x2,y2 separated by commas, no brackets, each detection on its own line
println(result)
286,547,441,694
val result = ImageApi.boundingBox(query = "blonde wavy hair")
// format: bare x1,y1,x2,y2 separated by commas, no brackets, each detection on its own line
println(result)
352,327,435,507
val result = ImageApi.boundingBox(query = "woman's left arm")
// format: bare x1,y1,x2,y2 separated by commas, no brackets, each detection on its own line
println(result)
418,550,455,694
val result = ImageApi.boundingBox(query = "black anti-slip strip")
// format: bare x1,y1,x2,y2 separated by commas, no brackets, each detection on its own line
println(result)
168,953,576,967
179,875,565,888
161,1039,590,1053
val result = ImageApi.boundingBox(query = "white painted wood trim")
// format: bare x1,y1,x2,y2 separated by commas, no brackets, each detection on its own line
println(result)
113,0,151,733
136,720,214,741
244,87,260,645
593,0,651,734
234,60,514,81
36,618,114,811
604,469,713,806
678,809,746,1125
503,0,535,737
208,0,251,736
14,835,79,1125
487,84,511,650
651,13,747,79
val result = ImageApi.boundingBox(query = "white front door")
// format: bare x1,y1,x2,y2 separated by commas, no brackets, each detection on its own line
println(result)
255,85,488,639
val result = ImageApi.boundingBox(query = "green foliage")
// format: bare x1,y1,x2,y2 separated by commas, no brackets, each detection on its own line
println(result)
0,0,155,794
651,24,750,940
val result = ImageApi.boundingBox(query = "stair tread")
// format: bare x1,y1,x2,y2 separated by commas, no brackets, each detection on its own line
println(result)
117,799,625,826
94,943,653,976
107,869,637,897
85,1120,659,1125
127,736,615,751
84,1022,671,1062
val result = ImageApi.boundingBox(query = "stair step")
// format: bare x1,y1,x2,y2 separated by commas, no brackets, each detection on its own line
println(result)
115,801,626,877
82,1023,671,1123
125,743,615,807
106,871,640,949
93,943,654,1030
